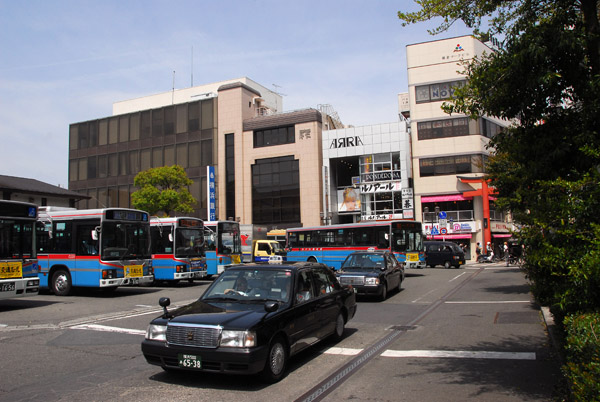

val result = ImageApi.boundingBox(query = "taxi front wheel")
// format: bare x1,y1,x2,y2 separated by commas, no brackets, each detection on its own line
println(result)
261,336,288,383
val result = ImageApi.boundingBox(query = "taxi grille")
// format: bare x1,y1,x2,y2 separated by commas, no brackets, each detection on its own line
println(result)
166,323,222,348
339,275,365,286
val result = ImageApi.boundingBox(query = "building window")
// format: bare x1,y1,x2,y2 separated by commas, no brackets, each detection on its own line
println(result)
109,118,118,144
119,117,129,142
130,114,140,141
152,109,164,137
419,154,487,177
481,118,504,138
99,119,108,146
360,153,401,183
164,106,175,135
87,156,97,179
253,126,295,148
188,102,200,132
417,117,470,140
415,80,466,104
225,134,235,220
141,111,151,139
252,156,300,224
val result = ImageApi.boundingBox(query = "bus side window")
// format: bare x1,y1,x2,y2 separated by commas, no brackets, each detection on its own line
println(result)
76,224,98,256
53,221,73,253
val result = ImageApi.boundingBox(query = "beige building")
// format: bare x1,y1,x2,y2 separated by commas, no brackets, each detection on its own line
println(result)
405,35,514,258
68,77,334,230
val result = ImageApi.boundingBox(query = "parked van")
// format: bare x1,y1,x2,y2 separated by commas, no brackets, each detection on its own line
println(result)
424,241,465,269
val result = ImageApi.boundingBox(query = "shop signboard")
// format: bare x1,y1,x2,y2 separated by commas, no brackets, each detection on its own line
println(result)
360,181,401,193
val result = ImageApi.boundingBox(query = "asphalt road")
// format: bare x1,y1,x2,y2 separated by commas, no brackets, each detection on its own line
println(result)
0,262,561,401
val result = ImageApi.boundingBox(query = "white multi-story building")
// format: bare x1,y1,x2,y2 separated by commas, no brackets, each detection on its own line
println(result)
405,35,514,258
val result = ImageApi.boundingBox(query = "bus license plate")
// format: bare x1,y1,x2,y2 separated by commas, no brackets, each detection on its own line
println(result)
178,354,202,369
0,282,16,292
125,265,143,278
407,253,419,261
0,262,22,279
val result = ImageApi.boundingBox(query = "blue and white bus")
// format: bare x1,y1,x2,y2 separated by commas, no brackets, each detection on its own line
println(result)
0,200,39,299
150,217,207,283
36,207,153,295
203,220,242,276
286,220,425,270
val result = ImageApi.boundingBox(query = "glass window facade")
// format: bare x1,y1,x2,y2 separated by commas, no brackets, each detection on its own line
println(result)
253,126,295,148
419,154,487,177
252,156,300,224
355,152,404,217
68,99,216,218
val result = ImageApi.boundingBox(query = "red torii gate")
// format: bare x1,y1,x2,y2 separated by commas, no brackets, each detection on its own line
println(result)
458,176,497,247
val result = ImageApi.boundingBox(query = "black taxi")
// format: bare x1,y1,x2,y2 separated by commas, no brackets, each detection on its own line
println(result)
141,262,357,382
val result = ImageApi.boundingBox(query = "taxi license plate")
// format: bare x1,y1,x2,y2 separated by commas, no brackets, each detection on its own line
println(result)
125,265,143,278
407,253,419,262
0,262,22,279
178,354,202,369
0,282,16,292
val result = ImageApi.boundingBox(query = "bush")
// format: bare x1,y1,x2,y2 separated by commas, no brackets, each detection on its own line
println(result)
563,313,600,401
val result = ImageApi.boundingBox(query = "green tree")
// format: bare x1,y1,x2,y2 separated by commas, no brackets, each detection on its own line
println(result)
399,1,600,315
131,165,196,216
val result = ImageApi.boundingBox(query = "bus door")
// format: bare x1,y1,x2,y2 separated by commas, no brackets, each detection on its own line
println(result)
75,224,100,287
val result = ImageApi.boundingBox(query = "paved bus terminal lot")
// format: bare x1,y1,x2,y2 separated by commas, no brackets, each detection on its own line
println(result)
0,261,561,402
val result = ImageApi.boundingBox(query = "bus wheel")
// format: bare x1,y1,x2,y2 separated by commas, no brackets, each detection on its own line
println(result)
307,257,317,263
52,269,72,296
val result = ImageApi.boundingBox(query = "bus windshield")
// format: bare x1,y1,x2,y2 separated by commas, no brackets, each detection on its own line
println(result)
0,219,35,259
175,227,204,258
392,228,424,252
101,222,151,261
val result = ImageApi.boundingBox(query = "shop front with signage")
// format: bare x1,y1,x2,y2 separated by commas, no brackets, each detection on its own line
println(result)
322,122,414,224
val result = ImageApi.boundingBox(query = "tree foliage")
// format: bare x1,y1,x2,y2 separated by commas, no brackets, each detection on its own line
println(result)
399,0,600,315
131,165,196,217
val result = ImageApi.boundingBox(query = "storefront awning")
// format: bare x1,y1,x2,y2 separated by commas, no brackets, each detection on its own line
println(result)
492,233,512,238
429,234,472,240
422,194,472,202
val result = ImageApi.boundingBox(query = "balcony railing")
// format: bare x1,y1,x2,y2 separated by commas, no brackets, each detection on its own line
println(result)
422,209,506,223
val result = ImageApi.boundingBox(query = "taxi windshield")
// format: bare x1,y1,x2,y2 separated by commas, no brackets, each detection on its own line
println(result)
204,269,292,303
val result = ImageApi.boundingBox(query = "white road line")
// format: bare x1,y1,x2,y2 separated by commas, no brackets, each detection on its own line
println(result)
449,272,467,282
323,347,362,356
381,350,536,360
412,288,438,303
444,300,531,304
70,323,146,336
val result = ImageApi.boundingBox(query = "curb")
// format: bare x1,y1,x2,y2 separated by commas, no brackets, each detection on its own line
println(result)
541,306,564,365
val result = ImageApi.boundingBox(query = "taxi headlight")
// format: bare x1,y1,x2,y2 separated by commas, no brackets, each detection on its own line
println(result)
145,324,167,342
220,330,256,347
365,277,380,286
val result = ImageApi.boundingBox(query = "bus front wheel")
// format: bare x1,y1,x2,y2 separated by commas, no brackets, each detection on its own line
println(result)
307,257,317,263
52,269,73,296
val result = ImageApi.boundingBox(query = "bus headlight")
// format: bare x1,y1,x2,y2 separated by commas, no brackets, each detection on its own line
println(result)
220,330,256,347
145,324,167,342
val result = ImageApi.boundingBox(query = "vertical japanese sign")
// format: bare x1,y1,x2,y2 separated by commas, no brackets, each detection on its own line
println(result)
207,166,216,221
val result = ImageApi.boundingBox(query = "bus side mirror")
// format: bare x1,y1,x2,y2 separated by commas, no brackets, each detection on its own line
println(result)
168,233,173,242
92,226,101,241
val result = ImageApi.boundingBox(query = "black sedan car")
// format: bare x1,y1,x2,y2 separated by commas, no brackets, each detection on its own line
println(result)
336,251,405,301
142,262,357,382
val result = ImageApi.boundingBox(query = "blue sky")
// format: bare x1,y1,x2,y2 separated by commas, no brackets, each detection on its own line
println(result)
0,1,473,187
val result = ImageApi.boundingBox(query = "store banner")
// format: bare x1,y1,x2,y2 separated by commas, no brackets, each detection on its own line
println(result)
360,181,402,193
